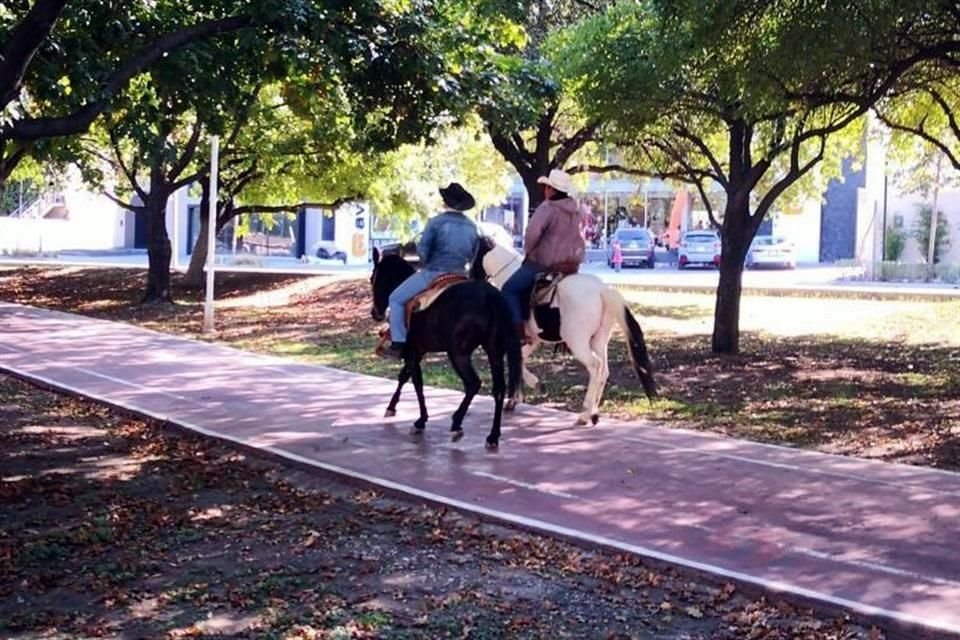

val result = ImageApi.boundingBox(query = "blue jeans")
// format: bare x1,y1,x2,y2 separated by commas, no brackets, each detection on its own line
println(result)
502,263,541,325
388,270,446,344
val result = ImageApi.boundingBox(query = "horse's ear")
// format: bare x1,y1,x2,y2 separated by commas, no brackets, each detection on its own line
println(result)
372,247,380,266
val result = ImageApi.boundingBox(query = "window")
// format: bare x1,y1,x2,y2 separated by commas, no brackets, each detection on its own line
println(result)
321,212,335,241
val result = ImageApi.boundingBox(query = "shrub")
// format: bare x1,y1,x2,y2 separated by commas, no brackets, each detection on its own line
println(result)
884,227,906,261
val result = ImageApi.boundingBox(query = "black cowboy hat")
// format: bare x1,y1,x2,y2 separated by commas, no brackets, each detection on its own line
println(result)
439,182,476,211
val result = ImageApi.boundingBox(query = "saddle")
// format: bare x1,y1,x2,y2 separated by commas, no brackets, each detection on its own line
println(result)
406,273,469,327
374,274,468,354
526,269,576,343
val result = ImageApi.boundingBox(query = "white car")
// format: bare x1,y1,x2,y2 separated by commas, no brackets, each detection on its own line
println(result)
678,230,721,268
746,235,796,269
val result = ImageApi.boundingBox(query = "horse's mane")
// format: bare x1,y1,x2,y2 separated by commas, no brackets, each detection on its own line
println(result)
380,252,416,274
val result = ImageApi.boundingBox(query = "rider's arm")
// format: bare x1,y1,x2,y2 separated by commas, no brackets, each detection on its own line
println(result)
418,218,437,264
524,205,550,255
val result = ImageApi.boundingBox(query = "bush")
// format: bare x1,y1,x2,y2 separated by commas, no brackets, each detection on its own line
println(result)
883,228,906,262
912,205,951,264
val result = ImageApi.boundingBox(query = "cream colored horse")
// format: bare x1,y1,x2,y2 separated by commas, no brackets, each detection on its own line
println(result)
472,240,657,425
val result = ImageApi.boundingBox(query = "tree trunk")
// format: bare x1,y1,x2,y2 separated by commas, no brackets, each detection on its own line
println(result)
184,214,209,287
522,171,544,214
142,197,174,304
184,177,211,287
926,153,942,281
711,202,752,354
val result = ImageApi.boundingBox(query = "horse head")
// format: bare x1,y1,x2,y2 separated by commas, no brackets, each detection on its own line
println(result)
475,240,522,289
370,247,416,321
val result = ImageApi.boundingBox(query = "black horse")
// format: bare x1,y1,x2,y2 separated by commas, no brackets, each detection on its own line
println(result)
369,248,522,448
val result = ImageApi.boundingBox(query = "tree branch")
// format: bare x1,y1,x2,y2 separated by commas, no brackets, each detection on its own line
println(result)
567,163,657,177
692,179,720,229
224,85,263,150
4,15,253,141
535,105,558,168
554,120,600,169
488,127,533,174
230,194,361,217
671,122,728,187
754,134,827,221
875,107,960,171
171,170,203,192
0,0,68,108
102,190,139,212
107,128,148,200
167,119,203,182
0,143,29,186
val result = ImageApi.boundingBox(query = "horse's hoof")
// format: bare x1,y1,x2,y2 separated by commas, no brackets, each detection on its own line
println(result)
451,429,464,442
590,414,599,426
505,399,516,412
409,425,425,436
485,438,499,449
575,416,588,426
384,409,396,418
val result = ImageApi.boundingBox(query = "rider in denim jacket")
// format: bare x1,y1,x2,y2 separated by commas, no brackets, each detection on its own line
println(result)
383,183,480,358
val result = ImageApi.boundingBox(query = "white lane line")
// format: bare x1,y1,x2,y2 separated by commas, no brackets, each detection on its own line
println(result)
468,470,585,500
620,436,960,496
70,366,211,407
3,362,957,636
473,460,959,587
791,546,960,588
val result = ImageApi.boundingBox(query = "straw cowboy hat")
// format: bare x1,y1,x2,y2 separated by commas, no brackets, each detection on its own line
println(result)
537,168,574,194
439,182,476,211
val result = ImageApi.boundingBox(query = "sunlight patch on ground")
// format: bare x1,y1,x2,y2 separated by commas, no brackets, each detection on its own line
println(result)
623,290,960,344
217,274,353,309
18,424,109,440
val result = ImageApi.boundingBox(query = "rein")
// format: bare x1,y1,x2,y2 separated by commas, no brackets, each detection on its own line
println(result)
486,251,521,284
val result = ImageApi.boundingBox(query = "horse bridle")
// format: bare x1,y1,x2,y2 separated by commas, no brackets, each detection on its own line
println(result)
485,250,521,284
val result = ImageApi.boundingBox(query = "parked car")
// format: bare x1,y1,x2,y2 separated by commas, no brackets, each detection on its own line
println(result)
746,235,796,269
314,242,347,263
607,228,656,268
678,230,721,268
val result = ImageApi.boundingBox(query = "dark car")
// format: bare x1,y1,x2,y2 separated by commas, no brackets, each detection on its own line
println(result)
315,245,347,263
608,228,656,268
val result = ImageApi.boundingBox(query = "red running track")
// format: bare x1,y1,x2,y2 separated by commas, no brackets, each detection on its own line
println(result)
1,302,957,636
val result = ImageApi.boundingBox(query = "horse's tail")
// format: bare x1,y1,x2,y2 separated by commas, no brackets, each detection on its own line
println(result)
601,286,657,401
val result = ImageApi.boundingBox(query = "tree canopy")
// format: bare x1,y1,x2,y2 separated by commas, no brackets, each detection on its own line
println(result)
553,0,958,353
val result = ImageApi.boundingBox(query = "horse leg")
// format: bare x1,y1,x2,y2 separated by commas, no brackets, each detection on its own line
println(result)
409,356,429,435
587,321,615,422
506,338,540,412
448,352,481,442
485,346,507,449
521,339,542,390
384,363,411,417
563,333,603,427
